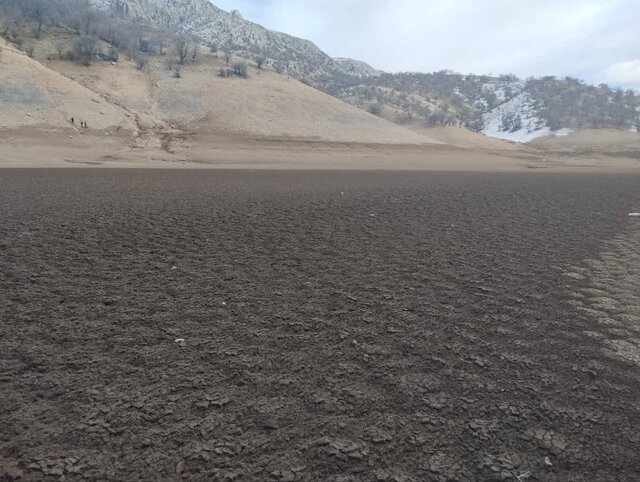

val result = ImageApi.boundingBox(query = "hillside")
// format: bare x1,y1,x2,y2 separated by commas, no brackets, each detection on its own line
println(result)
1,0,638,149
46,51,433,144
0,39,135,131
91,0,374,82
331,72,640,142
91,0,640,143
0,23,435,147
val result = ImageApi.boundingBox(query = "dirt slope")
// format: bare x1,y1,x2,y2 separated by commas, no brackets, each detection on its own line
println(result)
529,129,640,153
404,125,522,151
0,39,135,132
45,52,437,144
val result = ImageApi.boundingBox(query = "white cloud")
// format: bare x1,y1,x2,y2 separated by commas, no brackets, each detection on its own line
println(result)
212,0,640,88
604,60,640,89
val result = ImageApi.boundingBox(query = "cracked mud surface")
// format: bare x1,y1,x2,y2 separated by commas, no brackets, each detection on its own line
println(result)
566,217,640,366
1,170,639,481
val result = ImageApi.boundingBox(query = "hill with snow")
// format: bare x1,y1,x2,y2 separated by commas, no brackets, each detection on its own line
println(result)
2,0,639,145
87,0,640,143
332,72,639,143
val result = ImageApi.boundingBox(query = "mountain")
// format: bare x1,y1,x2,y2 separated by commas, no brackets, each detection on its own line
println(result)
333,58,382,78
92,0,374,82
332,71,640,142
3,0,639,145
90,0,639,142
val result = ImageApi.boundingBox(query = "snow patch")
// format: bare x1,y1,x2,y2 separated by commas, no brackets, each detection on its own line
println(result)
554,128,574,137
630,125,638,133
482,93,550,143
482,80,524,102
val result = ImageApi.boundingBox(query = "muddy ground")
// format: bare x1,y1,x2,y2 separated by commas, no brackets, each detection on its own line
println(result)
1,170,639,481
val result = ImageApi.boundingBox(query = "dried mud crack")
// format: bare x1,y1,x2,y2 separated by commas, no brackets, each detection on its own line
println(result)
566,216,640,365
1,170,639,481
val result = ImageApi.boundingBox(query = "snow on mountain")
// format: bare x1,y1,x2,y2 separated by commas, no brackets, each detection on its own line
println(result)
90,1,638,137
482,93,551,142
482,80,524,102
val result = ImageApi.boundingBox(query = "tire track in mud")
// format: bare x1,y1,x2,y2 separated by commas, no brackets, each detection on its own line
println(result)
565,215,640,365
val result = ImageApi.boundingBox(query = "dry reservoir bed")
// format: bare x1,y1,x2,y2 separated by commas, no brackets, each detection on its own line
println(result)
1,170,639,481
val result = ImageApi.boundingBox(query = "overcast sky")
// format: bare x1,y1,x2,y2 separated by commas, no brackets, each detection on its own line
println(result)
212,0,640,90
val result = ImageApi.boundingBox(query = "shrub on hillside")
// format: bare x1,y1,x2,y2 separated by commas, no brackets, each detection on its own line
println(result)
72,35,97,66
232,62,247,78
134,55,148,70
368,103,383,116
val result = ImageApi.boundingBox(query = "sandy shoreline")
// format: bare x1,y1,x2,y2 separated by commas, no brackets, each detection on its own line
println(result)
1,129,639,172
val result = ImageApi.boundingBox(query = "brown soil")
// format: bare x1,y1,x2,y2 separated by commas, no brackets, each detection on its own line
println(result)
1,170,639,481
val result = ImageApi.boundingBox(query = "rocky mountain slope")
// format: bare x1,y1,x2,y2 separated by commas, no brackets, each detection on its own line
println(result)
0,30,433,148
90,0,640,143
3,0,639,145
92,0,377,81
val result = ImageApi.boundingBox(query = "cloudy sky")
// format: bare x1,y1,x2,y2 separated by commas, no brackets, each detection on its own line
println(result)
212,0,640,89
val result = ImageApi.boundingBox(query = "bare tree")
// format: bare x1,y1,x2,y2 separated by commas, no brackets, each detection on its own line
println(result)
174,34,191,64
368,103,383,116
232,62,247,78
152,34,165,55
71,8,98,36
25,0,50,38
134,55,147,70
255,55,266,69
190,43,198,63
73,36,97,66
107,46,119,62
55,42,65,59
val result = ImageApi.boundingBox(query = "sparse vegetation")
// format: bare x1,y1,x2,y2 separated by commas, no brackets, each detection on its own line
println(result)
73,35,97,66
107,46,119,62
0,0,636,135
326,70,640,131
368,103,383,116
190,43,198,63
24,0,49,38
232,62,247,79
55,42,65,60
174,34,191,65
134,55,147,70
